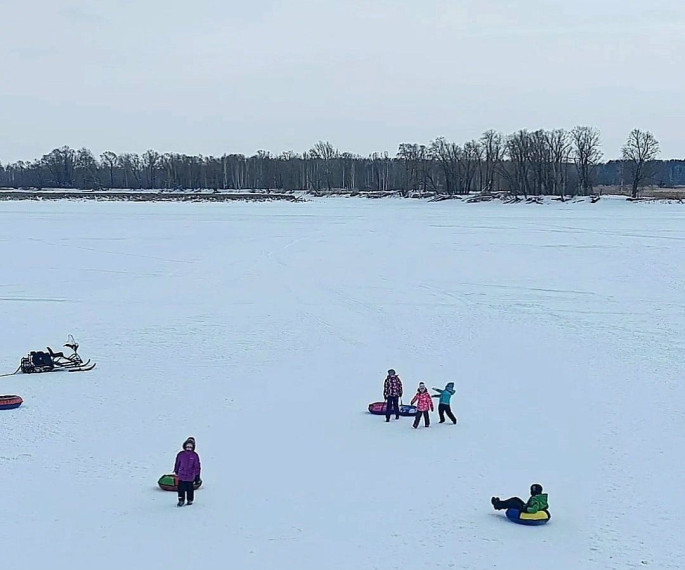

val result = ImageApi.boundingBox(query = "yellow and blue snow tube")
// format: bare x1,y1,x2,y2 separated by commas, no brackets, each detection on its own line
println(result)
506,508,551,526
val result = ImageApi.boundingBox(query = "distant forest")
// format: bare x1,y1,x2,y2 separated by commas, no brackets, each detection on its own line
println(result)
1,127,681,199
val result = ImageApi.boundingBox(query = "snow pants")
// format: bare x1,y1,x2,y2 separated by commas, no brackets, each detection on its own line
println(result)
178,480,195,503
493,497,526,511
438,403,457,424
413,410,430,428
385,396,400,420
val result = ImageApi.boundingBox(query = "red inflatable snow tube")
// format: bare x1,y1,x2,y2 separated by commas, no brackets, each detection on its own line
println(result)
0,395,23,410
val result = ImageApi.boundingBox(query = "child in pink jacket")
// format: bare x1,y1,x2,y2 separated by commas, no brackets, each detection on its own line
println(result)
411,382,434,428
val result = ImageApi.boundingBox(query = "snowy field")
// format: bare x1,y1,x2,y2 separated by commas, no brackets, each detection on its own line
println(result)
1,198,683,570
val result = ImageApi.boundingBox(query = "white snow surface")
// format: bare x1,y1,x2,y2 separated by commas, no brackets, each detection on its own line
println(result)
1,198,683,570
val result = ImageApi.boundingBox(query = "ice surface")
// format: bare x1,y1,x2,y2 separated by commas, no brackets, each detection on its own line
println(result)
1,198,683,569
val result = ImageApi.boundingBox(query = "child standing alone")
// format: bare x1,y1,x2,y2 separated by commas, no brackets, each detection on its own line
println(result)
174,436,201,507
432,382,457,424
411,382,434,428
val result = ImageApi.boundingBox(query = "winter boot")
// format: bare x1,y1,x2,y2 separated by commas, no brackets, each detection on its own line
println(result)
187,501,193,506
177,499,185,507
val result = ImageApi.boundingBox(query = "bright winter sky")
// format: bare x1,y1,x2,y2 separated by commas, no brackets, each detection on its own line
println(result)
1,0,684,162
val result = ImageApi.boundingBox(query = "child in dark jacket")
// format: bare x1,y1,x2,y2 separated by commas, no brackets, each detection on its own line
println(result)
491,483,549,513
432,382,457,424
174,436,202,507
383,369,403,422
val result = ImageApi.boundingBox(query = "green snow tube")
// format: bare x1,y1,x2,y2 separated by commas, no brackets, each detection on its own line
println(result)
157,473,202,492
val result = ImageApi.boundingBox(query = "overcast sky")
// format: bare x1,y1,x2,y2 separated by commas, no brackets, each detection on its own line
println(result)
1,0,683,162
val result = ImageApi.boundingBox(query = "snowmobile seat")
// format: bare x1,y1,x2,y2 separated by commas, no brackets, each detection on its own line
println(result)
30,351,54,367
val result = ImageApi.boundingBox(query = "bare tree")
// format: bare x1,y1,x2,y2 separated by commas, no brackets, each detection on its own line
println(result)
429,137,462,195
142,149,161,189
545,129,572,200
571,126,602,196
100,151,118,189
622,129,660,198
276,151,301,191
369,152,391,192
309,141,339,191
6,160,27,187
397,143,419,194
41,146,75,188
74,148,100,189
527,130,553,196
504,130,534,197
480,130,504,193
118,153,142,188
339,152,359,190
459,140,482,194
397,143,432,194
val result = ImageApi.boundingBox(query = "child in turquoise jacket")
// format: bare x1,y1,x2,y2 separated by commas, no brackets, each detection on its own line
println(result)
432,382,457,424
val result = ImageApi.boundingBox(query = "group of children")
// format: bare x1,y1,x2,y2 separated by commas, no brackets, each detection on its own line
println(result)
383,369,550,517
382,369,458,428
172,374,546,514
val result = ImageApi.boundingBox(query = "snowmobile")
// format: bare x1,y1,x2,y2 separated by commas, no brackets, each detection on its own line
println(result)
1,335,96,377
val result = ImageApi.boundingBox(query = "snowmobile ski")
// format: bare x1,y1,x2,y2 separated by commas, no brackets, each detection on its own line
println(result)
68,361,96,372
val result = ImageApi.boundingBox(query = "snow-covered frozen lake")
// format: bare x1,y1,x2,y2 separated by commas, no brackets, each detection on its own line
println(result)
1,198,683,569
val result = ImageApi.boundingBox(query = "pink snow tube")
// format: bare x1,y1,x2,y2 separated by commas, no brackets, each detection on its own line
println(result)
0,395,23,410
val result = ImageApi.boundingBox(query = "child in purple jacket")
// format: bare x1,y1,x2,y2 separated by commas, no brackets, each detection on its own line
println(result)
174,436,201,507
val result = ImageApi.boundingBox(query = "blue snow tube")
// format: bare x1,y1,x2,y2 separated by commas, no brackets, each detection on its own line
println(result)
505,508,551,526
368,401,417,416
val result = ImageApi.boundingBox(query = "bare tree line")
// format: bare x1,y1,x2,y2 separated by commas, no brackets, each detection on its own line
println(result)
0,128,672,198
